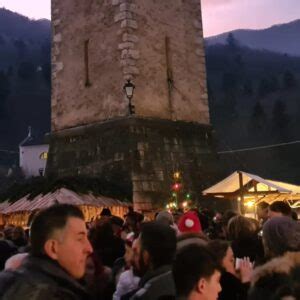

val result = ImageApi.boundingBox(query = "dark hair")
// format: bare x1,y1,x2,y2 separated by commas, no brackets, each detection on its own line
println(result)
227,215,256,241
221,210,238,227
30,204,84,256
291,211,298,221
257,201,269,210
126,211,144,224
100,208,112,216
140,222,176,269
173,244,220,297
111,216,124,227
207,240,230,269
269,201,291,216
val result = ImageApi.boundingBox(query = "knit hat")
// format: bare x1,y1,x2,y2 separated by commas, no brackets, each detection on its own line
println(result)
178,211,202,233
156,211,174,226
263,216,300,257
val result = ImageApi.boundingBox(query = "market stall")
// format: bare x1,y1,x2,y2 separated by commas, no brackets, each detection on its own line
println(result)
202,171,300,214
0,188,129,227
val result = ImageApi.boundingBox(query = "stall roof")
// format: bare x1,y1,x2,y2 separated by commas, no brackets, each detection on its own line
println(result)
202,171,300,207
0,188,128,215
203,171,295,195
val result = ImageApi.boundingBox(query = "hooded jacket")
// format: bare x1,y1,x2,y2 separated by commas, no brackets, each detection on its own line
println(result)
248,252,300,300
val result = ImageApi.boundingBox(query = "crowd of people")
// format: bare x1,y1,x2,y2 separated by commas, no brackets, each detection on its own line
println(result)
0,200,299,300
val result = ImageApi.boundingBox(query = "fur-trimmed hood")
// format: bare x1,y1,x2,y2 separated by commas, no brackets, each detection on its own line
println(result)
249,252,300,300
251,252,300,285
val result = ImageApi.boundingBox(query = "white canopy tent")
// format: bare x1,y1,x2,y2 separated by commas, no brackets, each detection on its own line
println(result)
0,188,129,226
202,171,300,211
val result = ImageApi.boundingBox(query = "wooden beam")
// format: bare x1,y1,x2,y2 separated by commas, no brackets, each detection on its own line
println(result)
238,171,244,214
204,191,280,197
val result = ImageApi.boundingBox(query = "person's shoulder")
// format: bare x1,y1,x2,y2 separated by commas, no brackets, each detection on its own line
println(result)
0,271,81,300
132,271,175,300
0,269,21,295
0,269,53,300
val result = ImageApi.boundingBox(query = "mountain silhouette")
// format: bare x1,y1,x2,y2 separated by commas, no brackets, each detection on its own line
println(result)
206,19,300,57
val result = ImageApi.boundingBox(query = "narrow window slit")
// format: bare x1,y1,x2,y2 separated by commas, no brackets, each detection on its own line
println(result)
84,40,91,87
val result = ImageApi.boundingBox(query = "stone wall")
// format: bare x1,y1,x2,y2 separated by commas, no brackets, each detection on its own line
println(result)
46,117,219,211
51,0,209,131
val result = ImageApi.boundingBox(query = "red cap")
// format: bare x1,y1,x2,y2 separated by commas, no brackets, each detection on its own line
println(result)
178,211,202,233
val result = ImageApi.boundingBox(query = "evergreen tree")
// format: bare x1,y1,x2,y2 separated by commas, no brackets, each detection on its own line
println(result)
0,34,5,46
234,54,244,71
166,171,192,211
250,102,267,130
272,99,290,140
272,99,289,129
14,39,27,59
283,70,297,89
6,66,13,77
226,33,239,51
42,62,51,84
222,72,237,93
243,80,253,96
0,71,10,116
258,78,271,97
18,61,35,80
269,75,280,92
222,72,238,117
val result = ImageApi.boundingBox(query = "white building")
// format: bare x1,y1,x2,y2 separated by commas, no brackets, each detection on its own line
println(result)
19,128,49,178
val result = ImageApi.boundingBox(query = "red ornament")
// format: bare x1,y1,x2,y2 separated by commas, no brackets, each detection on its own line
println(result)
172,183,181,191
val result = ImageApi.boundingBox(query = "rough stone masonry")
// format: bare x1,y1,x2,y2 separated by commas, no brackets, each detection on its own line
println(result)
47,0,218,211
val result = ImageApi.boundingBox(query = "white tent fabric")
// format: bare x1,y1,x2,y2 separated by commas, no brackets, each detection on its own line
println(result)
0,188,128,214
0,201,10,212
202,171,294,196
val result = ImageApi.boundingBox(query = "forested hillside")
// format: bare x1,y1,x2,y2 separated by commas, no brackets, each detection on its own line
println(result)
0,8,51,168
206,19,300,57
0,8,300,184
206,35,300,183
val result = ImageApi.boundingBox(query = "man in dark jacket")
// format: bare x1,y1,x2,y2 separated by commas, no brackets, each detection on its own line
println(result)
0,204,93,300
173,244,222,300
129,221,177,300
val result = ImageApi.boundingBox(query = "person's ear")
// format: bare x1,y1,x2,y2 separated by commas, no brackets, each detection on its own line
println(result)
44,239,59,260
197,278,207,294
142,249,150,265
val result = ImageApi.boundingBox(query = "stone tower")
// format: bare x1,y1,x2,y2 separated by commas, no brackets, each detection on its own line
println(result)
47,0,217,211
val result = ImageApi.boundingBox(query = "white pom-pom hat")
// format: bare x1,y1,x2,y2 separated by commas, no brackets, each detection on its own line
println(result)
178,211,202,233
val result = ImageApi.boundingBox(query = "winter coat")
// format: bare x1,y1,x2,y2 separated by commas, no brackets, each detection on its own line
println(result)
231,236,264,264
130,265,175,300
0,255,91,300
218,271,249,300
0,240,17,270
249,251,300,300
113,269,140,300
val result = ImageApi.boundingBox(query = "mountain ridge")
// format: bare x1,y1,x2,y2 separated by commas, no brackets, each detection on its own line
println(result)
206,19,300,57
0,8,50,40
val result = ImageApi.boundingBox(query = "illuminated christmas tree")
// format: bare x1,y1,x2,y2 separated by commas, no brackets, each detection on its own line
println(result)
166,171,192,212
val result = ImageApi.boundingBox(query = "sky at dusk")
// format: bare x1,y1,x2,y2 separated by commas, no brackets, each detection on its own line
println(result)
0,0,299,37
